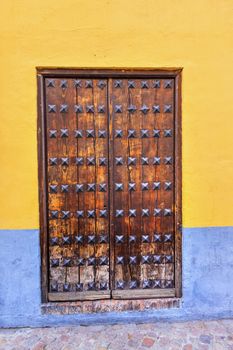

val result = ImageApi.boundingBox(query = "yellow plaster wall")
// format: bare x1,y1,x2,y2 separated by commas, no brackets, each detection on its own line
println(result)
0,0,232,229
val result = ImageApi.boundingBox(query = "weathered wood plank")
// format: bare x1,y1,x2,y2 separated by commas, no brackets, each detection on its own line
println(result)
48,291,110,301
93,79,110,290
140,79,158,284
81,79,95,288
111,79,130,288
112,288,175,299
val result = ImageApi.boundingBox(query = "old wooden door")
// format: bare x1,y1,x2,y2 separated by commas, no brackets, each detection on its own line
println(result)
38,69,182,302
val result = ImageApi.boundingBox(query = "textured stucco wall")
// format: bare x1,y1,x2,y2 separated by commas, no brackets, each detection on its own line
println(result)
0,0,233,229
1,227,233,327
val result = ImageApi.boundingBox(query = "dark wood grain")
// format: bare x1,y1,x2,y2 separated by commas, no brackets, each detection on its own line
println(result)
75,80,87,289
93,79,110,290
111,79,129,287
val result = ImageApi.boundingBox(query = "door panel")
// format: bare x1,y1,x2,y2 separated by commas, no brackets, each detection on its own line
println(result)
109,79,175,298
46,78,110,300
39,70,181,302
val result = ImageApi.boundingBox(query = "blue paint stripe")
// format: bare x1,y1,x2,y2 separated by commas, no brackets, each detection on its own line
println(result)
0,226,233,327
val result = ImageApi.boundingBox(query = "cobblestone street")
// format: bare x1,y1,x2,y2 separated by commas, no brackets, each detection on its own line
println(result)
0,319,232,350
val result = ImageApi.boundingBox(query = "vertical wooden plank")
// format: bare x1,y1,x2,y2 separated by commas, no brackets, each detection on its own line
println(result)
127,79,143,288
62,78,78,290
151,78,163,284
111,78,130,289
140,78,159,286
158,78,175,288
73,78,82,289
152,78,164,284
74,78,87,290
93,79,110,290
79,79,96,288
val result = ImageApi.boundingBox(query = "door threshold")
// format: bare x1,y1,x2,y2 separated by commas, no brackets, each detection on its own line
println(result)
42,297,181,315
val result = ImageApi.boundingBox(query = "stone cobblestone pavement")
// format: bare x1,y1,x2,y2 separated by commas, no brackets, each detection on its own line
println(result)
0,319,233,350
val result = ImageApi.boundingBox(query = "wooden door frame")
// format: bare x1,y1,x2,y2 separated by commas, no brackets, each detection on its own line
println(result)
37,68,182,303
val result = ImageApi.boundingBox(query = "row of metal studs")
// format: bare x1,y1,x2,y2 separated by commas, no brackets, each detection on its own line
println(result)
48,156,173,166
49,182,172,193
50,254,173,267
46,79,172,89
48,128,172,138
49,208,172,219
49,278,173,292
47,104,172,114
49,233,173,246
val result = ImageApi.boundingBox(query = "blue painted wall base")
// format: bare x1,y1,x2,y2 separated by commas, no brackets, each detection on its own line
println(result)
0,227,233,327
